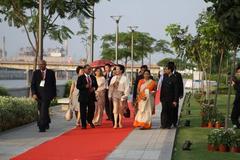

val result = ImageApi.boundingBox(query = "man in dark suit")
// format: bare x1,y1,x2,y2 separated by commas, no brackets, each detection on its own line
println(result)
231,66,240,128
168,62,184,127
77,64,98,129
160,63,178,129
31,60,56,132
104,63,113,121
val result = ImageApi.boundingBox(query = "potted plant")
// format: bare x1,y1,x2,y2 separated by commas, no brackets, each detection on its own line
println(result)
201,113,208,127
230,134,238,153
208,129,220,151
215,121,221,128
208,120,214,128
217,128,234,152
216,112,225,128
230,130,240,153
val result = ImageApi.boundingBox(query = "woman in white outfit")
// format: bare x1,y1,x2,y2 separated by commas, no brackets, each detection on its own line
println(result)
109,64,130,129
69,66,84,127
93,67,106,126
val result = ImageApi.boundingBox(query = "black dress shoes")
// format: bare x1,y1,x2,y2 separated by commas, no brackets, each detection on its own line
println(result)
39,129,46,132
89,123,95,128
81,126,87,129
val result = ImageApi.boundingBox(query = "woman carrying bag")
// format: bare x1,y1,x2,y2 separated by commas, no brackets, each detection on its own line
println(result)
68,66,84,126
109,64,130,129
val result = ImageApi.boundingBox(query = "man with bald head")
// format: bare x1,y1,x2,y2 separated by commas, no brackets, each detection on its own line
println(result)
31,60,56,132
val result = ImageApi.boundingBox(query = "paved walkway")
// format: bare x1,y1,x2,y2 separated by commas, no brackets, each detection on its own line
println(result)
107,99,183,160
0,99,183,160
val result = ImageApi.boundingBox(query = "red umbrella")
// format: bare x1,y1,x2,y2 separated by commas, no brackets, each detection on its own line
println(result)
90,59,115,68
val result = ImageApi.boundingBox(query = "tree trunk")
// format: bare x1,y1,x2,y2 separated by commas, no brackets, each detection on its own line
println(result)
34,39,39,71
208,55,212,104
208,44,214,103
125,56,128,66
204,70,209,101
214,48,224,109
225,47,238,129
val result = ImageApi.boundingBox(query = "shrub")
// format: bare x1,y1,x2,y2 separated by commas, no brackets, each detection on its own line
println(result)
212,85,235,95
0,86,9,96
50,98,58,107
0,96,37,132
63,80,72,97
201,103,217,123
209,74,226,85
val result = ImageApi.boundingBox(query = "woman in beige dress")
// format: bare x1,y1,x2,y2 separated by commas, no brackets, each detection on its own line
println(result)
109,64,130,129
69,66,84,127
93,67,106,126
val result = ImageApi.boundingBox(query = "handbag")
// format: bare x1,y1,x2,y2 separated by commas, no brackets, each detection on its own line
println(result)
65,99,73,121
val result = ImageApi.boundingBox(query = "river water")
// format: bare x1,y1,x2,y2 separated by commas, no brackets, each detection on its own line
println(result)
0,80,68,89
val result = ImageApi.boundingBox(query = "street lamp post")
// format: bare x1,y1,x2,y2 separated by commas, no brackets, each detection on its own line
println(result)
39,0,43,60
128,26,138,86
90,4,95,63
111,16,122,64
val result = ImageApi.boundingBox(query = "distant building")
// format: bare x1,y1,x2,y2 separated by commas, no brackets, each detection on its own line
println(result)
46,47,65,57
0,36,7,59
13,46,76,64
0,48,7,59
18,47,35,56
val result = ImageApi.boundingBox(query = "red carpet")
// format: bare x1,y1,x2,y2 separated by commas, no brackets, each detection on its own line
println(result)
11,103,134,160
155,89,160,106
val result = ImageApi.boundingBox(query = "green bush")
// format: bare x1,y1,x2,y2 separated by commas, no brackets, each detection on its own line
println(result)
0,86,9,96
50,98,58,107
209,74,227,85
63,80,72,97
212,85,235,95
0,96,37,132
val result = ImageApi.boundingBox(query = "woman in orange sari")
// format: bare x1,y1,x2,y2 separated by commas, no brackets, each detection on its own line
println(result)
133,70,157,129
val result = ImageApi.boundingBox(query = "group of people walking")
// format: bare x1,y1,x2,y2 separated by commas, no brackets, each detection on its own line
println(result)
68,64,129,129
31,59,184,132
132,62,183,129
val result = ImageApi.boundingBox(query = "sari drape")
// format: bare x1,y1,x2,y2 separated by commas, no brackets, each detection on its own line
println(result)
133,79,156,129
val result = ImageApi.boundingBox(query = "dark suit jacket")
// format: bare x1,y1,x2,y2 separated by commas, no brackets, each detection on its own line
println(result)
104,71,113,88
160,74,178,103
31,69,57,101
174,71,184,98
77,74,98,103
233,76,240,102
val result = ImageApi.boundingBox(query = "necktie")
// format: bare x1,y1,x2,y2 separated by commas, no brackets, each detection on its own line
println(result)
41,71,45,80
87,76,92,88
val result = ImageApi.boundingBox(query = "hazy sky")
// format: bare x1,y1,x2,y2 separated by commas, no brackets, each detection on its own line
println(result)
0,0,209,64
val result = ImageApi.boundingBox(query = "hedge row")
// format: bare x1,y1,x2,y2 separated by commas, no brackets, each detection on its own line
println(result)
0,86,9,96
0,96,38,132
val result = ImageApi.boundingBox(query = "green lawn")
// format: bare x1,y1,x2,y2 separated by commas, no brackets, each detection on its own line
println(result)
172,94,240,160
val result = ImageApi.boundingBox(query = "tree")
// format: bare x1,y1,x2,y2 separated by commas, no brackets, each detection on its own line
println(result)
205,0,240,128
76,15,97,63
165,24,197,66
195,10,226,101
155,39,173,54
101,31,156,65
157,58,195,70
0,0,93,70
